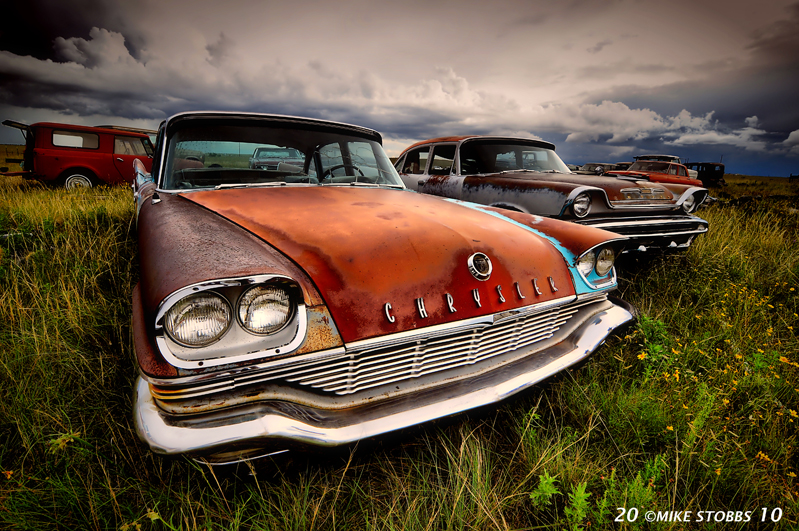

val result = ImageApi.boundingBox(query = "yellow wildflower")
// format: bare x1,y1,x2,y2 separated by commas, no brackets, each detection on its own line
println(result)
637,352,647,360
666,426,674,431
788,472,797,478
715,468,721,476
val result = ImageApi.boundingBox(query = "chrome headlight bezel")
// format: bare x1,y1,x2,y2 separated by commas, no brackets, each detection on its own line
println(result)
154,275,307,370
572,192,592,218
574,242,621,290
682,194,697,213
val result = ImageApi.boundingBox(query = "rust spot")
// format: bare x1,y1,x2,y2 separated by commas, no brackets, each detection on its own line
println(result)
294,305,343,355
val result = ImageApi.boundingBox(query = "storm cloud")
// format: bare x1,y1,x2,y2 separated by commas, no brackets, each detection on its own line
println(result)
1,0,798,175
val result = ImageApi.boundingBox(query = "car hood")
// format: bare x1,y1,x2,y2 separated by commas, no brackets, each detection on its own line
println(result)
180,186,589,343
469,172,678,202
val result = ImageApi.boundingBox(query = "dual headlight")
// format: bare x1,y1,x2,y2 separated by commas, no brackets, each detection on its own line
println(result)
576,247,615,278
164,285,294,347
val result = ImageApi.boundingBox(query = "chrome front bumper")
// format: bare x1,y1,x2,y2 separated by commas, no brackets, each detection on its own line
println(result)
579,215,708,251
134,298,635,462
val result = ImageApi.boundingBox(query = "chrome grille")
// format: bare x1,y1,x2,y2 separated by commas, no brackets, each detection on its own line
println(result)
582,216,707,238
152,296,602,400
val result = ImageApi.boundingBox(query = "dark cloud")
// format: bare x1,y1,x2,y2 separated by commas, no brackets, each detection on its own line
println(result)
0,0,146,60
585,2,799,136
0,0,797,176
587,40,613,54
206,33,233,67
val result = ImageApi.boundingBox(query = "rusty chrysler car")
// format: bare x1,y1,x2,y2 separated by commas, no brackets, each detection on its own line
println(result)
396,136,709,252
131,112,636,464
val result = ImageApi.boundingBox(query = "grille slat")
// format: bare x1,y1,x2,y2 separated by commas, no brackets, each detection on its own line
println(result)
287,298,588,395
153,296,604,400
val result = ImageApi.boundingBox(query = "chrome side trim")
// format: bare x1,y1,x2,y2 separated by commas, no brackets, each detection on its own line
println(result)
134,300,635,457
143,346,347,387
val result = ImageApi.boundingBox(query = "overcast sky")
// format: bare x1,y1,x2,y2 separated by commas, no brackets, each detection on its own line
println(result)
1,0,798,176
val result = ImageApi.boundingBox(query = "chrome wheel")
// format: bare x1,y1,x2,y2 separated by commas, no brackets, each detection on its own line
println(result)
64,173,93,189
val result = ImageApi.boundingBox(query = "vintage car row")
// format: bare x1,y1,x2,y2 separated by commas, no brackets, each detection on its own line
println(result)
131,112,636,464
633,154,699,180
608,159,704,187
573,162,631,175
684,162,726,187
2,120,154,188
395,136,709,253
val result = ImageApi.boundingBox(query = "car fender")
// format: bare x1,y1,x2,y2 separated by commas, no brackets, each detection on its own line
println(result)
560,186,611,217
673,186,709,208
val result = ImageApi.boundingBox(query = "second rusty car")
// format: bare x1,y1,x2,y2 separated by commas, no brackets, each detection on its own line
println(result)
396,136,709,252
131,112,635,464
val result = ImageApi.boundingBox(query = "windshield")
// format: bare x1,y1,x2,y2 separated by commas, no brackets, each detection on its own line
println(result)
459,140,570,174
160,122,403,190
628,161,670,173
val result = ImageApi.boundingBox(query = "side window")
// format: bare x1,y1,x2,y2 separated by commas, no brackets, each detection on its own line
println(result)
401,147,429,175
52,130,99,149
394,154,406,172
678,166,686,177
668,165,678,175
141,138,154,156
429,145,456,175
115,136,148,156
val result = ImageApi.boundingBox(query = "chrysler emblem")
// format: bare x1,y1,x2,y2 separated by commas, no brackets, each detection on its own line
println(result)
467,252,492,281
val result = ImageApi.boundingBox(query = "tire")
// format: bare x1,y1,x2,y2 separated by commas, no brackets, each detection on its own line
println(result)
63,172,94,190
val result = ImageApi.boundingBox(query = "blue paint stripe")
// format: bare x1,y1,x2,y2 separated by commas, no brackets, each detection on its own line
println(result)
444,198,613,295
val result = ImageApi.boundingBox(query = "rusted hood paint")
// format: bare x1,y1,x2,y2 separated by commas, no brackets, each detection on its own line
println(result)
464,172,677,203
608,170,703,187
179,187,611,343
137,192,326,318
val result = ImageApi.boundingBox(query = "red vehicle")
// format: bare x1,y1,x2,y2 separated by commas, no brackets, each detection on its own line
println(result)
608,160,703,186
2,120,154,189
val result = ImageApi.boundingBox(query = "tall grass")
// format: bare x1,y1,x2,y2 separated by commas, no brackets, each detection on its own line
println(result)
0,176,797,529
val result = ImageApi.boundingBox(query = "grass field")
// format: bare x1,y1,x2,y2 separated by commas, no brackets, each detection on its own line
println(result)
0,176,797,530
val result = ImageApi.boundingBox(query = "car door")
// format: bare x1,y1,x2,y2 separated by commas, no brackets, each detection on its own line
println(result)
396,146,430,190
113,135,154,183
1,120,33,173
417,144,463,198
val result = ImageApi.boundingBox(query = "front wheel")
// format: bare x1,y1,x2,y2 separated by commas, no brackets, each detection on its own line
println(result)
64,173,94,190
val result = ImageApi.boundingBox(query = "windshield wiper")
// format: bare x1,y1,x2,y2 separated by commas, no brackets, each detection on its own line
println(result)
498,169,536,174
320,181,403,188
215,181,288,190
